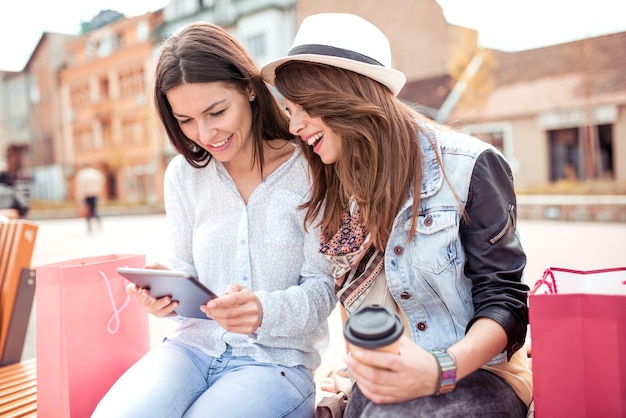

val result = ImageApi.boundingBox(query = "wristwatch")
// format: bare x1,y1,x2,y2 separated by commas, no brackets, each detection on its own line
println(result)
431,349,457,395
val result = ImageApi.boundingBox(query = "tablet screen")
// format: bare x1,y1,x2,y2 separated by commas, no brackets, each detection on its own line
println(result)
117,267,218,319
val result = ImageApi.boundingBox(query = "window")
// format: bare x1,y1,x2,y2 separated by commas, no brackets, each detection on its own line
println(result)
462,122,512,158
70,83,90,109
73,125,93,152
122,118,146,144
119,68,145,98
99,119,111,148
97,36,113,57
29,76,40,104
116,32,125,49
548,124,613,181
245,33,267,60
41,136,54,166
85,40,96,58
472,130,504,153
136,21,149,43
548,128,579,181
597,124,614,179
99,76,109,101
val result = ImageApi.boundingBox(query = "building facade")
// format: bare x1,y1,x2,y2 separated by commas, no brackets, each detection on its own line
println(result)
159,0,298,69
25,32,79,201
58,9,165,205
445,33,626,191
1,0,624,212
0,70,36,203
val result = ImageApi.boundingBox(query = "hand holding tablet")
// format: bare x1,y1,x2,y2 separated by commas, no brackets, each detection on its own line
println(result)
117,267,218,319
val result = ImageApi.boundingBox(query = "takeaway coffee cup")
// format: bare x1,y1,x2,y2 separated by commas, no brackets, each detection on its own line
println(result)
343,304,404,364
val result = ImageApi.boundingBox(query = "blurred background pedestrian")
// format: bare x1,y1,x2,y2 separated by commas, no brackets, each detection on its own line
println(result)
0,160,29,219
75,164,104,233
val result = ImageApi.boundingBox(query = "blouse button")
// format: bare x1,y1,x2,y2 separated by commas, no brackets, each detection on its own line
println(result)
400,292,410,299
416,322,427,331
393,246,403,255
424,215,433,227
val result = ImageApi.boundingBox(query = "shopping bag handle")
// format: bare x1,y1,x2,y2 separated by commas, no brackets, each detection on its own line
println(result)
531,267,626,296
99,270,131,334
531,268,558,295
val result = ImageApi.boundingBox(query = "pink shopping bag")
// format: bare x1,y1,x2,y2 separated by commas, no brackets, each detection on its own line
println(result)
36,254,150,418
529,267,626,418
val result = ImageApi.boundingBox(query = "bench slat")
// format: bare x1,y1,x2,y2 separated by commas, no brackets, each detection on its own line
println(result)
0,358,36,384
0,393,37,416
0,379,37,397
1,221,38,360
0,372,37,389
0,352,37,416
0,219,39,416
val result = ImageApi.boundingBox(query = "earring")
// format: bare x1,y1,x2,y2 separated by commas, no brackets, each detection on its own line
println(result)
187,140,199,152
250,95,256,101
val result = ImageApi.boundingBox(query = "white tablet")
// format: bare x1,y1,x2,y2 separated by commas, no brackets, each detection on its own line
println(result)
117,267,218,320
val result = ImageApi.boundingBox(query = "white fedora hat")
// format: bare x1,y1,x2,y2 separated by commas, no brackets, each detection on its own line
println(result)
261,13,406,96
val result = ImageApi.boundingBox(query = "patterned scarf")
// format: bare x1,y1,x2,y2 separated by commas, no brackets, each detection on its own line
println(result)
319,200,385,309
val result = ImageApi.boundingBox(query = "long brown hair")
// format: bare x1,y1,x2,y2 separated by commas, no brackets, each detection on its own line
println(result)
275,62,431,250
154,22,291,169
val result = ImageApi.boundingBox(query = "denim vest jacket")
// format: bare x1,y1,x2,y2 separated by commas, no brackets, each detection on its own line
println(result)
385,124,528,364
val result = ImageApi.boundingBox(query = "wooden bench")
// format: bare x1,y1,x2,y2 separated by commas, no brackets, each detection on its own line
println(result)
0,218,38,417
0,358,36,417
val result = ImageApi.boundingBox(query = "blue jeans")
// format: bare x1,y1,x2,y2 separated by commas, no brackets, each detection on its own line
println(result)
92,341,315,418
345,369,528,418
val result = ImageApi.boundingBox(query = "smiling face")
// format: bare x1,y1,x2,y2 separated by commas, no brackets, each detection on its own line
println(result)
166,82,255,166
284,98,342,164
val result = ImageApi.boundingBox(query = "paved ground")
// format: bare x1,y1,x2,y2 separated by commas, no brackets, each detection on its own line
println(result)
21,214,626,375
23,213,348,370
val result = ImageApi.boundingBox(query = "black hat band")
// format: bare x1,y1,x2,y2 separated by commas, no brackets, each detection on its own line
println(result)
288,44,384,67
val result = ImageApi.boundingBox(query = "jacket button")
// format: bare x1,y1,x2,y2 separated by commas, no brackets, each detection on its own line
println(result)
400,292,410,299
416,322,427,331
424,215,433,227
393,246,403,255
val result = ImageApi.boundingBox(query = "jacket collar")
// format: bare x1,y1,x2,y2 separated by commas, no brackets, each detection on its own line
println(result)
396,122,443,220
418,124,444,200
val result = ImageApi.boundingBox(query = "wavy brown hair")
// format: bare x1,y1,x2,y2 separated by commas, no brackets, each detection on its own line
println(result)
154,22,291,170
275,62,435,250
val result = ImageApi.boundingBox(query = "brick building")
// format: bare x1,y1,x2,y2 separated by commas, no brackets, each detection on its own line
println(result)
1,0,624,210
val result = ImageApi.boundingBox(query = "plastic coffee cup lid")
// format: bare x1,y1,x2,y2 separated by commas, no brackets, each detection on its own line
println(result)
343,304,404,349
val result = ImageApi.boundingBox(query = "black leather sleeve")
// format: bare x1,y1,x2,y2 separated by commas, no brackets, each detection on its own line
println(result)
460,149,529,360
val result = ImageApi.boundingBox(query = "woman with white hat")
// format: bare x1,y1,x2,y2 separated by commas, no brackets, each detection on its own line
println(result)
262,13,532,417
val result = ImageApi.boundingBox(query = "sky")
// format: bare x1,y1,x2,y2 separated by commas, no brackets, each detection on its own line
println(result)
1,0,625,72
0,0,168,72
436,0,626,51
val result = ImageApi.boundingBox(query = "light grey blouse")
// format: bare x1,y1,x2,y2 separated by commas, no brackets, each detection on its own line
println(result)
162,146,336,370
